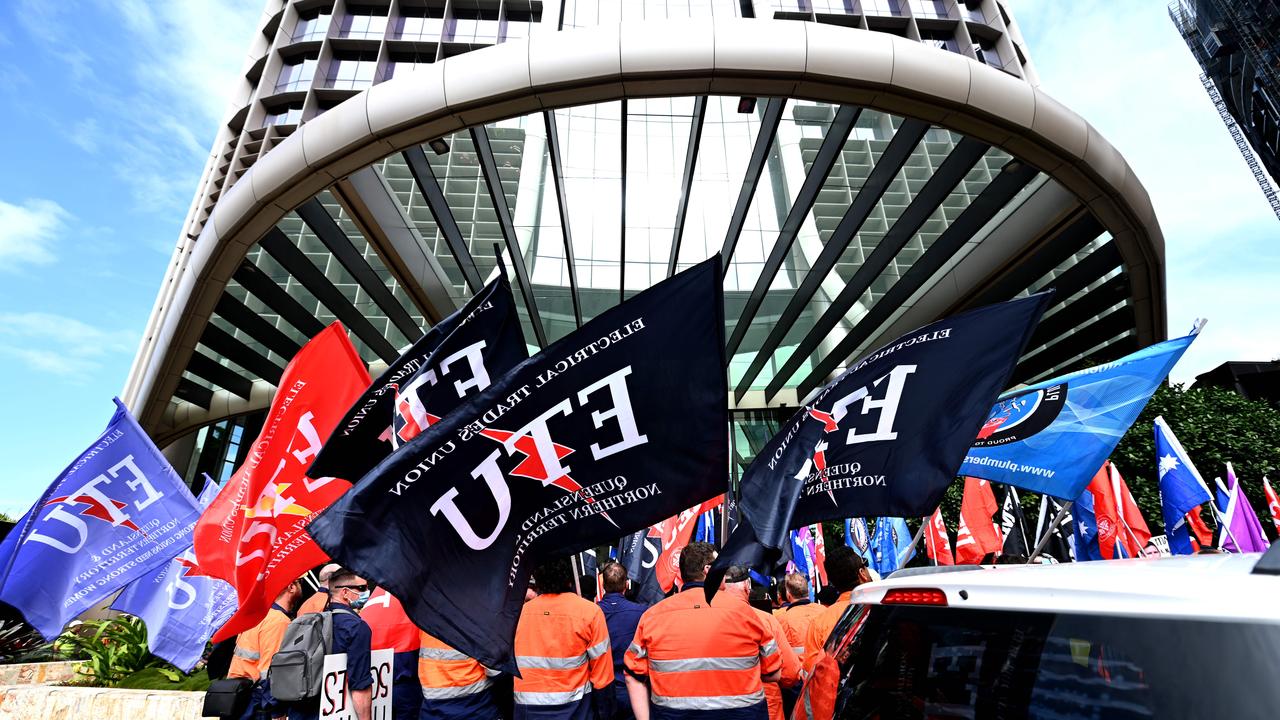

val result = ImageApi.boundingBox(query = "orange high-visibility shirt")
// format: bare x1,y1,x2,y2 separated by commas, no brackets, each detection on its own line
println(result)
625,585,781,714
227,606,291,681
297,591,328,617
417,631,494,700
775,602,825,660
754,608,801,720
513,592,614,709
802,591,853,675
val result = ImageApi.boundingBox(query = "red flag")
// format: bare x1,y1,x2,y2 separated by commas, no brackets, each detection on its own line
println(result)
652,495,723,593
1186,506,1214,550
924,507,954,565
362,588,421,653
954,477,1002,564
812,524,828,587
1264,477,1280,537
196,323,371,642
1087,462,1152,559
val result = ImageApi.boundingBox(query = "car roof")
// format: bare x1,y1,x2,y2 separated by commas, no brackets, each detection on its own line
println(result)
853,554,1280,624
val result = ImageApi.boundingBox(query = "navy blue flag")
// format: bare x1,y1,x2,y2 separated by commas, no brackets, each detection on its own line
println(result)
960,328,1199,500
307,276,528,481
708,293,1052,598
617,530,665,605
308,257,727,673
1153,416,1213,555
1071,490,1103,561
111,481,237,671
0,399,201,639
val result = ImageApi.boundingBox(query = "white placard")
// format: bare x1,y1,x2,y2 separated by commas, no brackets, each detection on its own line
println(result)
320,653,355,720
370,648,394,720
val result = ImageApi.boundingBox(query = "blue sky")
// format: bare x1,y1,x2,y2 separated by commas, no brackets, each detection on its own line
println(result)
0,1,1274,516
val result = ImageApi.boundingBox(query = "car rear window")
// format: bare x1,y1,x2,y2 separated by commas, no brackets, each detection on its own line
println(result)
813,604,1280,719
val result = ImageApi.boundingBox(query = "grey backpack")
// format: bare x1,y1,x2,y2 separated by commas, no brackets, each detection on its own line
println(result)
268,608,353,702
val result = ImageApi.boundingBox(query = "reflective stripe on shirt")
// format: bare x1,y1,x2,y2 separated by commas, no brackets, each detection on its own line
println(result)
586,639,609,660
419,646,471,662
626,643,646,659
512,680,593,706
760,639,778,657
233,647,261,661
791,646,805,656
651,689,766,710
420,676,492,699
649,655,760,673
516,654,589,670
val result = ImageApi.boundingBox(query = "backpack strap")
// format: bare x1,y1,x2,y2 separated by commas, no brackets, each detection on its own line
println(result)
323,608,355,653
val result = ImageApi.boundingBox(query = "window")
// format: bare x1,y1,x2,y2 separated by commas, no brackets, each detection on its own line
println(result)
909,0,950,18
860,0,904,17
974,38,1003,68
263,102,304,127
920,29,960,54
448,7,500,43
340,10,388,39
386,51,435,79
292,12,330,42
326,53,378,90
959,0,985,23
394,7,445,41
275,56,318,93
501,9,541,42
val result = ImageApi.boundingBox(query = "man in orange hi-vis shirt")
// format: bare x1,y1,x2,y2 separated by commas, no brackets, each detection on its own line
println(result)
625,542,781,719
723,567,800,720
513,557,615,719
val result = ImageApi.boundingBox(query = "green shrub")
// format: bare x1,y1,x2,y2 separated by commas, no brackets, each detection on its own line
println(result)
116,667,212,691
55,617,165,687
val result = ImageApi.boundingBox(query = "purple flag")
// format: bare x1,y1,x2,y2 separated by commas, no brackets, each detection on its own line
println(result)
1218,463,1271,553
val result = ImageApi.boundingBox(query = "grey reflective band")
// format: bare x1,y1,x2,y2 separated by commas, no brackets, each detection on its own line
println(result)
651,690,766,710
626,643,646,659
586,639,610,660
760,640,779,657
791,646,805,656
233,647,261,661
420,678,492,699
419,647,470,662
802,688,815,719
516,654,588,670
513,681,592,705
649,655,761,673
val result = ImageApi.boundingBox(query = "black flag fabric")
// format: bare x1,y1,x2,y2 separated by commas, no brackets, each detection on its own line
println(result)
708,292,1052,599
308,257,727,673
996,485,1031,556
1036,494,1075,563
307,276,528,481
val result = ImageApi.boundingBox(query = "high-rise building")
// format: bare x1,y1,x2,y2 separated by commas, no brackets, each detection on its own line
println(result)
1171,0,1280,218
123,0,1167,488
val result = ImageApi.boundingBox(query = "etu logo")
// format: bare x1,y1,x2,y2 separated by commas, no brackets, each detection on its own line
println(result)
29,455,166,554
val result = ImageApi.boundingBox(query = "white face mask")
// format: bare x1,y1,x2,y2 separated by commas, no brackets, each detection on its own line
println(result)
351,589,371,609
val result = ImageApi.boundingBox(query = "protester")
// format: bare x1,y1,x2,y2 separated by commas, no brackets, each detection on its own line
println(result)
801,546,871,675
723,567,800,720
597,562,647,720
227,579,301,720
418,630,503,720
514,557,615,719
361,588,423,720
773,573,824,664
288,568,373,720
624,542,781,720
297,563,341,616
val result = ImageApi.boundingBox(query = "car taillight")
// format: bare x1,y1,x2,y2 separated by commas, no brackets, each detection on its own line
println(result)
881,588,948,606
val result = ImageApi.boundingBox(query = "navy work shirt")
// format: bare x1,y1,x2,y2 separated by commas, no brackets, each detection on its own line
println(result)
598,592,647,719
288,602,374,720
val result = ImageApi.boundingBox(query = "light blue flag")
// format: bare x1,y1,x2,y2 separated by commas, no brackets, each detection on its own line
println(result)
111,480,238,671
1153,417,1213,555
0,399,202,639
870,518,914,576
960,329,1199,500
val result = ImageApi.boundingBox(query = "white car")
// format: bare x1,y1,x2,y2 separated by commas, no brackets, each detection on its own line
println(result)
793,549,1280,719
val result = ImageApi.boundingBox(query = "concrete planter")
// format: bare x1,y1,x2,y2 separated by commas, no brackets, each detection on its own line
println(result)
0,685,205,719
0,662,78,686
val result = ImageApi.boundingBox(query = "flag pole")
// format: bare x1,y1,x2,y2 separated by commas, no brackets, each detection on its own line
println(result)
570,553,583,597
921,516,937,566
1028,500,1073,562
898,520,926,567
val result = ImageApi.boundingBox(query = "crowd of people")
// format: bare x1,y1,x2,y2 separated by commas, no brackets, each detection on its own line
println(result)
211,543,874,720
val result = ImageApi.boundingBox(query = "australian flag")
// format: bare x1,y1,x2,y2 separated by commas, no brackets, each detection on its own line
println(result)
0,400,201,639
309,257,728,673
1153,416,1213,555
308,276,528,482
708,293,1052,596
111,481,237,671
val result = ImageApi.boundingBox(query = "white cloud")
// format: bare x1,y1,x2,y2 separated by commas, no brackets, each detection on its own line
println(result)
0,198,69,268
0,312,138,379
